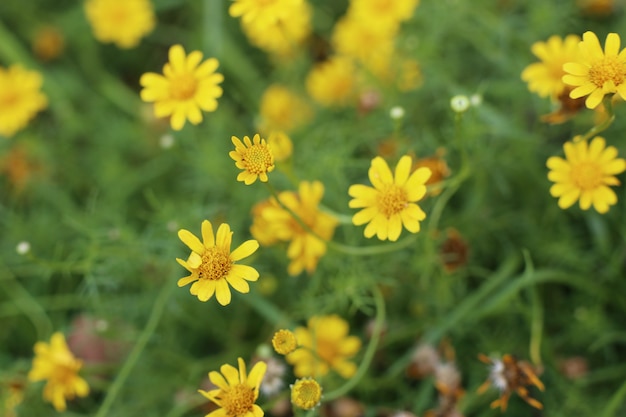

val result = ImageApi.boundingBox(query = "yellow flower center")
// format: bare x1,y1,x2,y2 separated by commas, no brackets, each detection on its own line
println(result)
571,162,603,190
272,330,297,355
170,74,198,100
198,247,232,281
291,379,321,410
377,185,408,217
588,56,626,88
243,145,273,175
221,384,255,417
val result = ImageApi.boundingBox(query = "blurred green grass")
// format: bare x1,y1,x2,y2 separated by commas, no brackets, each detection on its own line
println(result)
2,0,626,416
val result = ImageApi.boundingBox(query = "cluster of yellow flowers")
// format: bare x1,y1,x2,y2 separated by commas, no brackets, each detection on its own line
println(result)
522,31,626,214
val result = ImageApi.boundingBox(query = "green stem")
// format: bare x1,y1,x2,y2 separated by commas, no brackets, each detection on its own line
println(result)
578,97,616,142
522,250,543,366
322,287,385,402
94,283,174,417
602,378,626,417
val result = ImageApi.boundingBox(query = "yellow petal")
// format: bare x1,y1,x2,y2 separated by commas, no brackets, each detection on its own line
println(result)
178,229,204,253
215,279,232,305
394,155,412,185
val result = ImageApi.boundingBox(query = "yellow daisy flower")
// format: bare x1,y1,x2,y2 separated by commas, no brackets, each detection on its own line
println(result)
0,65,47,138
84,0,155,49
266,131,293,163
240,1,312,57
176,220,260,306
349,155,431,242
199,357,267,417
547,136,626,213
229,134,275,185
229,0,304,28
272,329,298,355
28,332,89,412
563,31,626,109
258,84,312,134
306,56,357,107
521,34,581,99
290,378,322,410
286,315,361,378
349,0,419,28
140,44,224,131
250,181,338,276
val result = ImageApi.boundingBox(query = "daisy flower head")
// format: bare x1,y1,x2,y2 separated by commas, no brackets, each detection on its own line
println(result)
176,220,260,306
266,131,293,163
258,84,312,134
286,315,361,378
272,329,297,355
250,181,338,276
28,332,90,411
240,1,311,57
229,0,304,28
200,357,266,417
84,0,155,49
563,31,626,109
0,65,48,138
349,155,431,241
521,34,581,99
230,134,275,185
306,56,358,107
290,378,322,410
140,44,224,131
547,136,626,213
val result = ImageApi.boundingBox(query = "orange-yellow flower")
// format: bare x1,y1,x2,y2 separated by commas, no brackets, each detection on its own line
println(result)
229,134,275,184
84,0,155,49
0,65,47,138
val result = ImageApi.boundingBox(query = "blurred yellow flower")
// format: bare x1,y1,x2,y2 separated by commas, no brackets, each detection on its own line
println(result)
521,34,581,99
290,378,322,410
286,315,361,378
413,149,450,196
1,380,24,417
563,31,626,109
32,26,65,61
140,44,224,131
547,136,626,213
230,134,275,184
177,220,260,305
349,0,419,28
306,56,357,107
229,0,304,28
250,181,338,276
272,329,298,355
258,84,312,133
332,16,396,77
84,0,155,49
28,332,89,412
240,1,311,57
349,155,431,241
199,357,266,417
396,58,423,92
0,65,47,138
267,131,293,162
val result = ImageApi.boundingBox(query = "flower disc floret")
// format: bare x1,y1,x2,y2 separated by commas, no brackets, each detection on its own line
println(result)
547,136,626,213
349,155,431,241
177,220,260,305
230,134,275,184
140,44,224,131
563,31,626,108
200,357,267,417
290,378,322,410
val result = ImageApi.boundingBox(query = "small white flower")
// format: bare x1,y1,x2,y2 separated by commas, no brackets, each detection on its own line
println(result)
389,106,405,120
450,95,470,113
16,241,31,255
159,133,175,149
489,359,509,392
470,93,483,107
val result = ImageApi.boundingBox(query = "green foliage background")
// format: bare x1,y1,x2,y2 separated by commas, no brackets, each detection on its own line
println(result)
1,0,626,416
